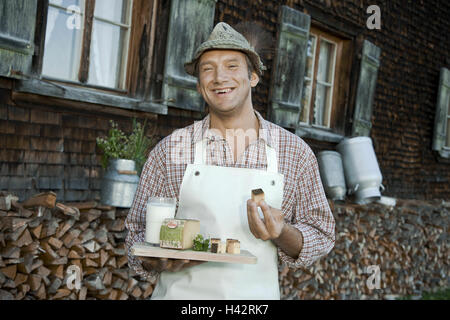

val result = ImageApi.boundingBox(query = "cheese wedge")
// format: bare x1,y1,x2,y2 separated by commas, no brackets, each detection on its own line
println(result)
159,218,200,249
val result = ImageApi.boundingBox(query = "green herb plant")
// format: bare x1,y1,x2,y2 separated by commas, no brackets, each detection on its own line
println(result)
96,119,154,175
193,234,210,251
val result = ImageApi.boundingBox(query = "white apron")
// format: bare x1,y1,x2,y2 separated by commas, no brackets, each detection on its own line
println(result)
151,138,284,300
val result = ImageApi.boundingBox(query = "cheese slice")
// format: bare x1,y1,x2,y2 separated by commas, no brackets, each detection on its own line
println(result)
159,218,200,249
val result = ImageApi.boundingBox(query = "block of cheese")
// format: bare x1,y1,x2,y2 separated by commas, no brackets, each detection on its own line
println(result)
226,239,240,254
211,238,226,254
159,218,200,249
251,188,265,204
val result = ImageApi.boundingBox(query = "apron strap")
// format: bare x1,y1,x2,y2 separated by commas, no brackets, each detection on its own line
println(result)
194,139,278,174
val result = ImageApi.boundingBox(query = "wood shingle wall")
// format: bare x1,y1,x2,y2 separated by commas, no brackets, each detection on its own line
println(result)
0,0,449,201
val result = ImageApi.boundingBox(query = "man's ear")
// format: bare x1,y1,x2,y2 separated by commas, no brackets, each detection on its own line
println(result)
250,72,259,88
196,81,201,94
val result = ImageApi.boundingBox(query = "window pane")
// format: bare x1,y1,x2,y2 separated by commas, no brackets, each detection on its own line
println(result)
42,3,84,81
314,83,332,127
447,118,450,148
305,36,316,79
50,0,83,7
317,40,336,84
94,0,131,24
300,79,312,123
88,20,127,88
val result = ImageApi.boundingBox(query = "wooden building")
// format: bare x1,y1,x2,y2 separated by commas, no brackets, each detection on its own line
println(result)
0,0,449,202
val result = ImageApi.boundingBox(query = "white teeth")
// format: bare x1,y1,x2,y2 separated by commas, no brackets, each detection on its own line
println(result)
214,88,232,94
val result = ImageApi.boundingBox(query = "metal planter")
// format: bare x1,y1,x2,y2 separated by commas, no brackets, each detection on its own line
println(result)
100,159,140,208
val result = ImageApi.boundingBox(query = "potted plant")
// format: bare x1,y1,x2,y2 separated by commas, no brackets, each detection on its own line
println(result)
96,119,153,207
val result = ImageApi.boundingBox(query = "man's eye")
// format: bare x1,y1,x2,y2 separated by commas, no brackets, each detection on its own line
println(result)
202,67,212,72
229,65,238,68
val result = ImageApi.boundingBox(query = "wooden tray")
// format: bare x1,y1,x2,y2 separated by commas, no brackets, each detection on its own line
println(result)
131,242,257,264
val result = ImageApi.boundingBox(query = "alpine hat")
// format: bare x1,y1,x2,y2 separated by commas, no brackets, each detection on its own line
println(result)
184,22,266,77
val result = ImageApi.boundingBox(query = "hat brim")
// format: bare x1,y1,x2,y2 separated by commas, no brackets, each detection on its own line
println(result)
184,46,266,77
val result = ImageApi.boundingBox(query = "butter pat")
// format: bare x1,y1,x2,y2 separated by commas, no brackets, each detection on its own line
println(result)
251,188,265,204
159,218,200,249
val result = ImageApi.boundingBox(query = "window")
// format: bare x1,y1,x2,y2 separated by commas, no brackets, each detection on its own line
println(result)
2,0,216,114
42,0,133,90
300,27,343,129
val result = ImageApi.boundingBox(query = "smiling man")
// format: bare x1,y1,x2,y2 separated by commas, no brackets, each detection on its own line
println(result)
125,22,335,300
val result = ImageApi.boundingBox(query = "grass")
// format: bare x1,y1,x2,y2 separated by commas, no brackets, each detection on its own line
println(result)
398,288,450,300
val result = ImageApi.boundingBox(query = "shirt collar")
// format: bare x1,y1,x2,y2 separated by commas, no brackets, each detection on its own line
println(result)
192,109,275,148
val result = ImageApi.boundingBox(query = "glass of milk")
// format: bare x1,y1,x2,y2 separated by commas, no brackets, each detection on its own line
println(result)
145,197,177,245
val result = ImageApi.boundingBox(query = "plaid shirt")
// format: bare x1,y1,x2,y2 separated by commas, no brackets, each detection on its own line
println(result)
125,110,335,282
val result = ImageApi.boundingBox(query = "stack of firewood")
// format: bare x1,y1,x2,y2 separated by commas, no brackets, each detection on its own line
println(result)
1,191,448,300
0,192,154,300
279,199,449,300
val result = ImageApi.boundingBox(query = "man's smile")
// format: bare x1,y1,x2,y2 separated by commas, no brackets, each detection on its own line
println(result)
212,87,235,95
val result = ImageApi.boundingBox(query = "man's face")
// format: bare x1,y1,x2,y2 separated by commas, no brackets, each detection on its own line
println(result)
196,50,259,115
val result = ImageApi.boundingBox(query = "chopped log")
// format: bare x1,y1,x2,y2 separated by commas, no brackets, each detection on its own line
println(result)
83,240,101,253
141,283,154,299
1,245,21,259
2,217,31,232
12,228,33,247
48,237,63,250
94,229,108,244
84,274,105,291
28,274,42,291
6,224,27,242
31,224,43,239
35,283,47,299
100,249,109,268
107,219,125,232
0,194,19,211
117,256,128,268
126,278,138,293
0,289,14,300
131,285,142,299
103,270,112,286
17,253,35,274
64,201,97,211
55,203,80,220
35,265,51,278
78,286,88,300
55,219,76,239
14,273,28,287
1,265,17,280
62,229,81,248
81,209,102,223
57,246,69,257
22,192,57,209
50,265,64,279
53,288,71,299
79,229,95,244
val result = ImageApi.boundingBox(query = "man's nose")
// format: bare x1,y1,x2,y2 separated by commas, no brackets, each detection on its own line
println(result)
213,66,228,83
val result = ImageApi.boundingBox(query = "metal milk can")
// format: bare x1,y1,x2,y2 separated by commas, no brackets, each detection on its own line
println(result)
337,137,383,204
317,151,347,201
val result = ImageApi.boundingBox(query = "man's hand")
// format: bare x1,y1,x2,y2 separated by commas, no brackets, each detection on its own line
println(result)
247,199,285,240
139,257,205,273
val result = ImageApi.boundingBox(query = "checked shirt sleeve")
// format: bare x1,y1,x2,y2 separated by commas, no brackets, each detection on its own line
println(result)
125,140,168,282
278,150,336,268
